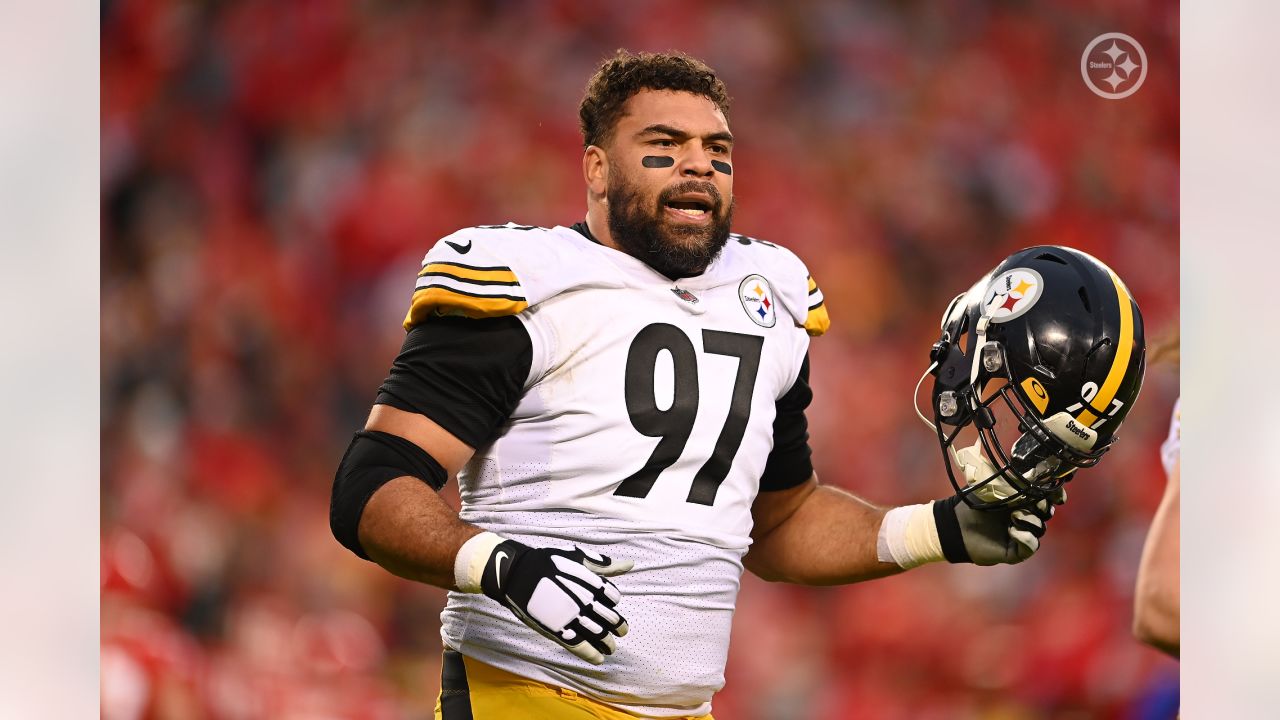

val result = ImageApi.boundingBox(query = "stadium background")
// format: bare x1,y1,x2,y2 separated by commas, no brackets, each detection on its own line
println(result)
100,1,1179,718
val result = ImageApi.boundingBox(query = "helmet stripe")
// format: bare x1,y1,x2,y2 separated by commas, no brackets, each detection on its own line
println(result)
1076,269,1134,426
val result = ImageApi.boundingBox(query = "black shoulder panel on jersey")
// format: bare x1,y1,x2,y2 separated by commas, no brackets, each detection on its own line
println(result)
760,354,815,491
376,315,533,450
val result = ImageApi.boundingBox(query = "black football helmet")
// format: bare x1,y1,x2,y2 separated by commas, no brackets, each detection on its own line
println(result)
922,246,1147,510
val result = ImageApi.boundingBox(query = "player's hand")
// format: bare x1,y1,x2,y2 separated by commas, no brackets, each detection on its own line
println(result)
878,443,1068,569
941,442,1067,565
462,534,633,664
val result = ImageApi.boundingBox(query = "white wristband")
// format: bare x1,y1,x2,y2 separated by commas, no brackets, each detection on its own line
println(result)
453,531,507,593
876,503,945,569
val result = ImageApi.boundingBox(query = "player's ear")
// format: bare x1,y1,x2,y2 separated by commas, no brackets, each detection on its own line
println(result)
583,145,609,197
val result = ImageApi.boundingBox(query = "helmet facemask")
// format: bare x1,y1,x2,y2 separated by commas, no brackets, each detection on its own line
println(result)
917,298,1102,511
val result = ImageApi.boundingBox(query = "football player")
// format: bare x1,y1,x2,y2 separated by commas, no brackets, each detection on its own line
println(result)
329,50,1146,719
1133,396,1179,657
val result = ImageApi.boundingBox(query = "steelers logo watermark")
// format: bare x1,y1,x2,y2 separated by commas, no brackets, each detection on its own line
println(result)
982,268,1044,323
739,274,776,328
1081,33,1147,99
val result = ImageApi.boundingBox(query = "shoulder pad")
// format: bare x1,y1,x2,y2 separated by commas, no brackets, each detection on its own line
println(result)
725,233,830,337
403,223,620,329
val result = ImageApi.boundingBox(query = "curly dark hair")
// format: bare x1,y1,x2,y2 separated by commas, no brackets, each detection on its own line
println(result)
579,50,731,149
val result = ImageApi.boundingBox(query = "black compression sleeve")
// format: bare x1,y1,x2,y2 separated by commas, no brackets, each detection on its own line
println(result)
331,430,448,560
376,315,533,449
760,354,815,491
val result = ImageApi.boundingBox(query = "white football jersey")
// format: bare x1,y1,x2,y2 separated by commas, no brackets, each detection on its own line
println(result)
404,222,828,717
1160,397,1180,476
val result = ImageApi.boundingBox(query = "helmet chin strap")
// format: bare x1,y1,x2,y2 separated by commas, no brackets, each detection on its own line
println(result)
936,313,995,470
912,361,939,433
969,314,992,389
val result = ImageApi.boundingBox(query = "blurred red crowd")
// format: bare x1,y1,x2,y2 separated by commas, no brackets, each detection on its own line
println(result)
102,1,1180,718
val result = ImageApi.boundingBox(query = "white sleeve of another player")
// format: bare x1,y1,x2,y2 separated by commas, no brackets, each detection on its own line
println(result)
1159,397,1180,476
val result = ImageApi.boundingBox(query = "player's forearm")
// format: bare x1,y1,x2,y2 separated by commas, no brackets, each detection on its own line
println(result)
1133,570,1179,657
1133,472,1180,656
1133,594,1179,657
358,475,482,590
746,485,903,585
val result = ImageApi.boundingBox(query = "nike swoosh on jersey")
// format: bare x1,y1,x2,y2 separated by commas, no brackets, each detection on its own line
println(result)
494,551,509,589
446,239,473,253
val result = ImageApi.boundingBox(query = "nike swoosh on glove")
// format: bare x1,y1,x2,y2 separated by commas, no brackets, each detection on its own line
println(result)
456,532,633,664
941,442,1068,565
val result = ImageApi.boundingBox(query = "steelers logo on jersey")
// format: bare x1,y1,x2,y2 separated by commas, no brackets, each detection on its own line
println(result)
983,267,1044,323
739,274,777,328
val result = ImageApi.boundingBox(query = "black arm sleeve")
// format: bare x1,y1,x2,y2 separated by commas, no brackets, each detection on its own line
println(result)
375,315,533,449
760,354,815,491
331,430,448,560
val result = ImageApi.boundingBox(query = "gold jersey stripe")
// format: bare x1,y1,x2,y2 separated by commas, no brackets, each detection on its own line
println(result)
403,286,530,328
418,262,519,284
1076,269,1135,426
803,302,830,337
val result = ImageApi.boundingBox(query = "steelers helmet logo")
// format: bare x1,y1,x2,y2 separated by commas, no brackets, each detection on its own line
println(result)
982,268,1044,323
739,274,776,328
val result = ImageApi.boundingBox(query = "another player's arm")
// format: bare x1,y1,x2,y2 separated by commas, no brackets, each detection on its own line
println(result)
1133,459,1180,657
745,475,904,584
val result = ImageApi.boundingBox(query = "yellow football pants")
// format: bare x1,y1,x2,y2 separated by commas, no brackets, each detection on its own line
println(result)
434,649,714,720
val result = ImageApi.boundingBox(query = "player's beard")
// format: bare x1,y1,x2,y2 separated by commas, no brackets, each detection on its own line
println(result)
606,174,734,279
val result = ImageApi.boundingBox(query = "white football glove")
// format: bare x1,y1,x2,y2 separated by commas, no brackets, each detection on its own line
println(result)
454,532,633,664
